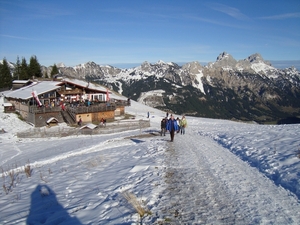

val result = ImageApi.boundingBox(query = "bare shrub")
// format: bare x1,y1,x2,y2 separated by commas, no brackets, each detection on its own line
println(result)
24,165,31,177
1,166,5,181
122,191,151,224
40,172,47,183
1,167,9,194
1,164,22,195
9,171,15,188
3,184,8,195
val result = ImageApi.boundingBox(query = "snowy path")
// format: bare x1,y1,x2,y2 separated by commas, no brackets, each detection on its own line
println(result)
156,131,300,224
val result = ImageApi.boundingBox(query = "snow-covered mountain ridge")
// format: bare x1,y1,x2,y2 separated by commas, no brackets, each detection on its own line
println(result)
49,52,300,95
6,52,300,123
48,52,299,124
50,52,297,81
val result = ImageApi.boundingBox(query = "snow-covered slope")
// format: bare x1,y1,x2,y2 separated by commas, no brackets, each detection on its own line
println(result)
0,92,300,224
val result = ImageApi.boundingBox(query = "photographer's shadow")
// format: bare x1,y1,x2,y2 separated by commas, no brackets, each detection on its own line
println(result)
27,184,82,225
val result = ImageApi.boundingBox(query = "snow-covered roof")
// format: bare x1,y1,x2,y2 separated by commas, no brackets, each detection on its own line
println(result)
5,81,61,100
60,78,108,93
80,123,97,129
12,80,31,84
5,79,111,101
46,117,59,123
2,102,12,107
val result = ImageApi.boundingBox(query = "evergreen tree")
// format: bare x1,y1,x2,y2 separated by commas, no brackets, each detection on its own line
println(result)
43,70,48,78
50,64,59,78
28,55,42,78
0,63,2,87
13,56,21,80
0,58,13,89
20,57,29,80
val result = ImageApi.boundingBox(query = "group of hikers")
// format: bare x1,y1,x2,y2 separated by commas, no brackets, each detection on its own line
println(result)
160,113,187,142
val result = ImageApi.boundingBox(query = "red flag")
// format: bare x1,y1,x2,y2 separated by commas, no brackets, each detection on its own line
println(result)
32,90,42,106
106,88,110,102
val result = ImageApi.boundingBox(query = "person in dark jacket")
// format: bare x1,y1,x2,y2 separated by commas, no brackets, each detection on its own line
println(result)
160,118,167,136
78,118,82,126
166,115,179,142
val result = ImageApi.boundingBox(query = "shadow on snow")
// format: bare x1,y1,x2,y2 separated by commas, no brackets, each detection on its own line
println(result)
27,184,82,225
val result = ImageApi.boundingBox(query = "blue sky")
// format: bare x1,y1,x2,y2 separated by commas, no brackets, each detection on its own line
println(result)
0,0,300,67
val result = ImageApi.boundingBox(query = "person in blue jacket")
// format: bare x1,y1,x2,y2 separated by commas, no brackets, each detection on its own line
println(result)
166,115,179,142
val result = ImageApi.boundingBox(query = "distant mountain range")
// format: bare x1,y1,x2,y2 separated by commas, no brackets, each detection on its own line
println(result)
4,52,300,124
108,60,300,71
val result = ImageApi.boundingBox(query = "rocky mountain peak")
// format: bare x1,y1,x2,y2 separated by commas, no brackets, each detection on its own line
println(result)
156,60,166,65
208,52,237,69
140,61,151,72
84,61,98,67
56,62,66,68
246,53,272,66
216,52,231,61
182,61,202,73
246,53,263,63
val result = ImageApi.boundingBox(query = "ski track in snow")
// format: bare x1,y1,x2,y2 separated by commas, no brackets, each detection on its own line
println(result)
0,142,22,165
0,130,142,171
154,130,300,224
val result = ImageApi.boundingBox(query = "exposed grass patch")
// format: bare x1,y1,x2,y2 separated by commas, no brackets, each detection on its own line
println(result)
1,162,32,195
24,165,32,178
122,191,151,224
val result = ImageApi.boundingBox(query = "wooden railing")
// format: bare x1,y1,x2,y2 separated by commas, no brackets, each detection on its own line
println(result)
67,103,116,114
28,99,130,114
29,106,61,113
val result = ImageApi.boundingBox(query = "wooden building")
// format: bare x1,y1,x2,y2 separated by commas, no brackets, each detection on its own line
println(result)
4,78,130,127
2,102,15,113
12,80,33,90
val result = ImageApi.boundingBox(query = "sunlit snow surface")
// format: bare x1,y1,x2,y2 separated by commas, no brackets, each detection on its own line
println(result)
0,93,299,224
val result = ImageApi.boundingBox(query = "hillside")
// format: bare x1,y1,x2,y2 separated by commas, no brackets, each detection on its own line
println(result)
48,52,300,124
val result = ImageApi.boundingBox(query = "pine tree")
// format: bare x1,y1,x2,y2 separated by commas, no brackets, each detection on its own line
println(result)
43,70,48,78
20,57,29,80
0,58,13,89
28,55,42,78
50,64,59,78
0,63,2,87
13,56,21,80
